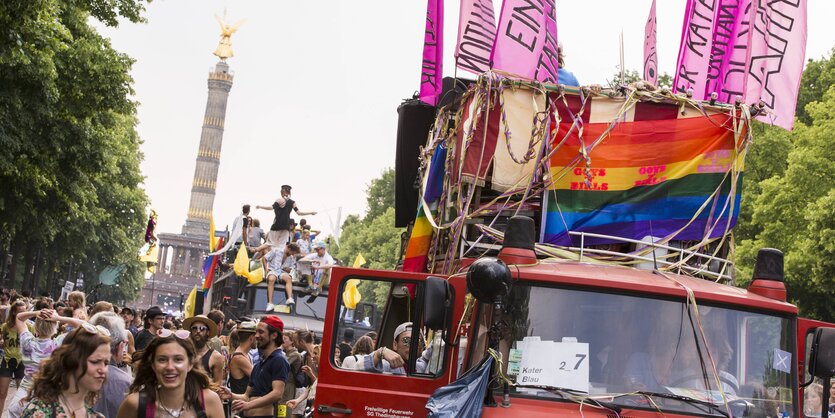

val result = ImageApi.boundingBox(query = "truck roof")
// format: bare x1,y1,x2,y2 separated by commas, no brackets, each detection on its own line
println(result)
507,258,797,315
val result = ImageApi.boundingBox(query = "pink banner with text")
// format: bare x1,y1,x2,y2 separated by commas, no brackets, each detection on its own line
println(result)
491,0,559,83
456,0,497,74
643,0,658,85
419,0,444,106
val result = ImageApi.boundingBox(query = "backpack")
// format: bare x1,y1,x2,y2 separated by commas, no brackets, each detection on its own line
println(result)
293,351,309,388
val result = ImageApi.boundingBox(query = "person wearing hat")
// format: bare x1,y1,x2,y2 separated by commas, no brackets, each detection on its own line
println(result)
362,322,432,375
134,306,165,351
256,185,317,248
228,321,257,395
297,240,335,296
222,315,291,417
183,315,225,386
119,307,139,337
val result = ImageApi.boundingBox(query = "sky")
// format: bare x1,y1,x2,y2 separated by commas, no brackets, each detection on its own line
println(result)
96,0,835,237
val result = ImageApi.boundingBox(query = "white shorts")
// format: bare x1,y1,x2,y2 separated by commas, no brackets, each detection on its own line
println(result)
266,230,290,247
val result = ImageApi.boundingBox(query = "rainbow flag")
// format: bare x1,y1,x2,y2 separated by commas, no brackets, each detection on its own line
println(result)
543,97,744,246
403,204,433,272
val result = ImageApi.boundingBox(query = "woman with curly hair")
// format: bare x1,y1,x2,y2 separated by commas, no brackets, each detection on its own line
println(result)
117,330,224,418
20,323,112,418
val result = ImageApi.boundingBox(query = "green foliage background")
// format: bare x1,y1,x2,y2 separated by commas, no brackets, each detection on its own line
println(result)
734,49,835,321
335,168,403,308
0,0,151,303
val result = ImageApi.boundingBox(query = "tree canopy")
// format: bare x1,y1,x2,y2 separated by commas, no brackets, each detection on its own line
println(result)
335,168,403,307
0,0,150,303
735,50,835,321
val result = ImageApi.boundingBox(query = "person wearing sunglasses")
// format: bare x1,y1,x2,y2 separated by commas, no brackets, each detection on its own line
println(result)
182,315,225,387
363,322,431,375
19,323,111,418
117,328,224,418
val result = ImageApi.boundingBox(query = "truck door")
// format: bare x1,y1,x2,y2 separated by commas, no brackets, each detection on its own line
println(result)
797,318,835,417
314,266,467,418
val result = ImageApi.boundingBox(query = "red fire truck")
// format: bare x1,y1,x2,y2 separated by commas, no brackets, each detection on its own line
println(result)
313,218,835,417
308,82,835,417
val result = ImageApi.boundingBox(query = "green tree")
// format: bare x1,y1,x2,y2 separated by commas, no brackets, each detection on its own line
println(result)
0,0,149,303
335,169,404,307
364,168,396,222
736,85,835,321
607,69,672,89
796,48,835,125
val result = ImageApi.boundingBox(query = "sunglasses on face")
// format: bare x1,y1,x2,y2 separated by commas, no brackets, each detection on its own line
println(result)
157,329,190,340
190,325,209,333
80,323,112,337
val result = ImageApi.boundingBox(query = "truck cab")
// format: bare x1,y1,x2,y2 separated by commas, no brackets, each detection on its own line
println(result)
313,222,835,418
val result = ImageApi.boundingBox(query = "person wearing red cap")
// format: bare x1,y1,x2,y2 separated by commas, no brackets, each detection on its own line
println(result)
222,315,290,418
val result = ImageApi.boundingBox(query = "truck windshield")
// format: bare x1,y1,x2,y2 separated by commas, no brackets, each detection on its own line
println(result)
474,284,797,416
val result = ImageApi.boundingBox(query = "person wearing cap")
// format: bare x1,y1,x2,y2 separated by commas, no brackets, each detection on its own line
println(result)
228,321,257,395
135,306,165,351
222,315,290,418
183,315,225,386
256,185,317,249
297,240,334,296
362,322,431,375
119,307,139,337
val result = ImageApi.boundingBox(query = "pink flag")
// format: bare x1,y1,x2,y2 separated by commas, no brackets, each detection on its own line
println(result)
455,0,497,74
744,0,807,130
704,0,754,103
643,0,658,85
673,0,717,96
419,0,444,106
490,0,559,83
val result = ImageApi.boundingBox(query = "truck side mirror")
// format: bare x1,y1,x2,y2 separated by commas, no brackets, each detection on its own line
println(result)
424,276,451,330
808,327,835,378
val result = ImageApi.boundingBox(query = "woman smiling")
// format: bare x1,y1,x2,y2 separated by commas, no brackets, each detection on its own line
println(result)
117,329,224,418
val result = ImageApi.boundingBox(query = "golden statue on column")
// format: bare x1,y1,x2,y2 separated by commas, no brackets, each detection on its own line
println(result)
213,11,245,60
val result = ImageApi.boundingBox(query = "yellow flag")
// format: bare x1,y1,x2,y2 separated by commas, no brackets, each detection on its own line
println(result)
209,216,217,251
233,243,249,277
342,279,361,309
352,253,366,268
184,285,197,318
245,264,264,285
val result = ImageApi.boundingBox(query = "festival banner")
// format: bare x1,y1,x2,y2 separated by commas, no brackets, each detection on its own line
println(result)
419,0,444,106
673,0,717,97
403,204,433,272
704,0,754,103
456,0,497,74
491,0,559,83
543,98,743,246
643,0,658,85
744,0,807,130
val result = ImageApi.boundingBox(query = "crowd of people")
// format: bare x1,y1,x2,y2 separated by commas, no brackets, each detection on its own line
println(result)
233,184,336,312
0,288,340,418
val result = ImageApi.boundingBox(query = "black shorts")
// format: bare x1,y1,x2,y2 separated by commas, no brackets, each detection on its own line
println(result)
0,358,24,379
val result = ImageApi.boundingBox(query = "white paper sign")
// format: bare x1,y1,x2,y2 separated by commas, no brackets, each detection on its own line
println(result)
64,281,75,291
516,340,590,393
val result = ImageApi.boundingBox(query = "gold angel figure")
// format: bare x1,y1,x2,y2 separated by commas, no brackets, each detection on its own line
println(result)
213,11,245,60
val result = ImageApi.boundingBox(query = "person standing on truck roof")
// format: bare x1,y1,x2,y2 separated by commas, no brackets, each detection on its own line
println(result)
257,185,316,248
362,322,432,375
222,315,290,418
